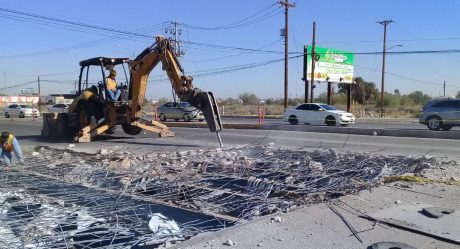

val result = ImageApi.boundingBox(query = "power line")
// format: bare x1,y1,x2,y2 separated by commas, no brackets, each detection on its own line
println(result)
2,80,36,90
182,3,281,30
354,64,460,89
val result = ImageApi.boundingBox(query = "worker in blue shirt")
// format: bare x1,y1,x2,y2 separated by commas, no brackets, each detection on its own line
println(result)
0,131,24,166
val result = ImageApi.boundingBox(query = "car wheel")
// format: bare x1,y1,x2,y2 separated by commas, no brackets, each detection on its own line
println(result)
325,116,336,126
441,125,452,131
5,113,9,118
288,115,298,125
159,114,166,122
426,116,442,130
19,112,25,118
198,119,204,122
183,114,192,122
174,118,179,122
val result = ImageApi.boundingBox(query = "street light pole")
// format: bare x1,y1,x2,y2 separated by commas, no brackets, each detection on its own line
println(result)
377,19,393,118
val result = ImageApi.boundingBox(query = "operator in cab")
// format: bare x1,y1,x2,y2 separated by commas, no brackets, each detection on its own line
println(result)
0,131,24,167
106,69,121,101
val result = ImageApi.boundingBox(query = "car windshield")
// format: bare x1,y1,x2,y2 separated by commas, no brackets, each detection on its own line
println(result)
319,104,336,110
20,105,32,108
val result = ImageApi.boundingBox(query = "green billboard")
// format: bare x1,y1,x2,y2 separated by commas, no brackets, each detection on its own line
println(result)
306,45,354,83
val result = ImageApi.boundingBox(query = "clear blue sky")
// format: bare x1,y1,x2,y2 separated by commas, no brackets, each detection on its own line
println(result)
1,0,460,100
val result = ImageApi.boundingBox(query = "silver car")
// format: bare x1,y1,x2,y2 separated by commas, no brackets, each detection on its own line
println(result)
157,102,204,122
419,98,460,130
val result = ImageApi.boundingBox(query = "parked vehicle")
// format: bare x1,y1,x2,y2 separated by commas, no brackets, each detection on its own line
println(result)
157,102,205,122
4,104,40,118
48,103,69,113
283,103,355,126
419,98,460,130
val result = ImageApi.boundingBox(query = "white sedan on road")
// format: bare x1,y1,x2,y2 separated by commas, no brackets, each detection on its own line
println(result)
283,103,355,126
4,104,40,118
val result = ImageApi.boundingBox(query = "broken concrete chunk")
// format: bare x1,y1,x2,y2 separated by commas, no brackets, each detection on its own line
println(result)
394,200,402,204
98,149,110,155
421,207,455,219
31,152,41,157
223,239,235,246
67,144,75,149
272,215,282,223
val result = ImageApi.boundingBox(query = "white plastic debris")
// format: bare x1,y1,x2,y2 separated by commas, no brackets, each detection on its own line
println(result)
148,213,181,236
31,152,41,157
67,144,76,149
395,200,402,204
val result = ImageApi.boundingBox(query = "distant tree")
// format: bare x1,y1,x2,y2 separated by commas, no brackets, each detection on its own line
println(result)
394,89,400,95
407,91,430,105
238,92,259,105
456,91,460,98
338,77,378,105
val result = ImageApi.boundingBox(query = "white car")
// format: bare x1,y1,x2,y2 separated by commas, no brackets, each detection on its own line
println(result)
4,104,40,118
48,103,69,113
283,103,355,126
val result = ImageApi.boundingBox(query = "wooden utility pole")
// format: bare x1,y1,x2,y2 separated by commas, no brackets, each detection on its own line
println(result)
310,22,316,102
377,19,393,118
443,81,446,97
279,0,295,109
303,45,309,103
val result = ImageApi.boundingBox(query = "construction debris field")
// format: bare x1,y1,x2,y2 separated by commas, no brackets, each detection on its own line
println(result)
0,144,452,248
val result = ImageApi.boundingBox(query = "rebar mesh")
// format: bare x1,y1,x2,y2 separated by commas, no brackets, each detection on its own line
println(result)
0,145,445,248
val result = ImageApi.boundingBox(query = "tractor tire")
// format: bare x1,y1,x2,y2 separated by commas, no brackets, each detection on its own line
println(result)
122,123,142,135
77,105,90,130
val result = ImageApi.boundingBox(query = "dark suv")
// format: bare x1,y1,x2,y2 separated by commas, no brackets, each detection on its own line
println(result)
419,98,460,130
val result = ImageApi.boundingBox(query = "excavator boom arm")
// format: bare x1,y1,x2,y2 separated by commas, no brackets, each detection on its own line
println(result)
129,37,222,133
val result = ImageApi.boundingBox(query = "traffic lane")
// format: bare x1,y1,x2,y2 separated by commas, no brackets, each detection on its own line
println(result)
218,117,460,130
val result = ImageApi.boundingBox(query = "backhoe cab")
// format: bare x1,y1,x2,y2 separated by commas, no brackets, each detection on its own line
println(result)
42,36,222,143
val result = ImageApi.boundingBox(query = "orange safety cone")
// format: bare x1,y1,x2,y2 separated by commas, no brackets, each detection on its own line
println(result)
258,106,261,125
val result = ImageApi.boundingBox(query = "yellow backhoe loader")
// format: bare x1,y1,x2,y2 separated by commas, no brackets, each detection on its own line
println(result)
41,36,222,144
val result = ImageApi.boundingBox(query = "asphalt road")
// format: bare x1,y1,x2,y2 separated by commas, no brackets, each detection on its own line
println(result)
219,117,460,130
2,118,459,160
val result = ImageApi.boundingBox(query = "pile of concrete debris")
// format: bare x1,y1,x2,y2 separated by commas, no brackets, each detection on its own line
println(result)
0,144,449,248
